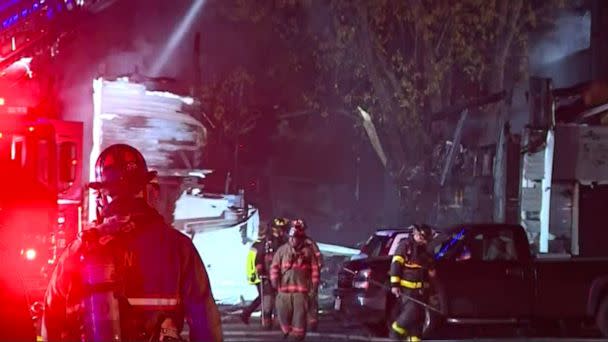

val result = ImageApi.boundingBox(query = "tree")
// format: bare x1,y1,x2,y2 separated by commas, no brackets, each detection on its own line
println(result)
207,0,566,219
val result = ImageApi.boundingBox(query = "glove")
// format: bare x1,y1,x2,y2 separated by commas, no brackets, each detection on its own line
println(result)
391,287,402,298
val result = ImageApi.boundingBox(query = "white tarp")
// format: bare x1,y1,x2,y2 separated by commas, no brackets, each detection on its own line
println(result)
174,190,260,304
192,222,260,305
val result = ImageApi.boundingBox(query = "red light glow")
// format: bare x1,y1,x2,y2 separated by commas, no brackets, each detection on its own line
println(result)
24,248,37,261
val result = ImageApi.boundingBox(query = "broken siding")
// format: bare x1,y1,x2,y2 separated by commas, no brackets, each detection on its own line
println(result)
92,78,206,176
554,124,608,183
521,187,542,212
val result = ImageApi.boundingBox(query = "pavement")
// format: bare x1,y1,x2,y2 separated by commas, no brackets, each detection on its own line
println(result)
218,307,607,342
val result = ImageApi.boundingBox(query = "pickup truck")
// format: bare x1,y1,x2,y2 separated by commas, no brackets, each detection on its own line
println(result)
334,223,608,338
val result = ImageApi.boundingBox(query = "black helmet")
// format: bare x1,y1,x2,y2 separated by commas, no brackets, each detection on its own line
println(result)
89,144,157,196
412,224,433,240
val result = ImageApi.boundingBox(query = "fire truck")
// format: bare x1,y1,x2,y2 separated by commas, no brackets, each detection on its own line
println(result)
0,66,83,307
0,0,87,314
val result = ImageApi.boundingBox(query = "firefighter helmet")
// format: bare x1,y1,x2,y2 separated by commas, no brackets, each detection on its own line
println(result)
270,217,289,231
412,224,433,241
289,219,306,237
89,144,157,196
288,226,306,238
290,219,306,231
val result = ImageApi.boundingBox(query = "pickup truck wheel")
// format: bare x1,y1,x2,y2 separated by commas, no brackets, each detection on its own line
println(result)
597,296,608,337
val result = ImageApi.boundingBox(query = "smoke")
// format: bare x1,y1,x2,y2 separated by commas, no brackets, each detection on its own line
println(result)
55,0,204,192
150,0,207,76
529,10,591,68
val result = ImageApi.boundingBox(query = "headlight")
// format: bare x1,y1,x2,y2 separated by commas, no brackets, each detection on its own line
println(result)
352,268,371,289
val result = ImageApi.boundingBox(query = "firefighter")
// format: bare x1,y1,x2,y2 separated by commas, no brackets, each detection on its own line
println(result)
249,217,289,329
241,223,266,325
41,144,223,342
389,224,435,342
290,219,323,331
270,222,320,341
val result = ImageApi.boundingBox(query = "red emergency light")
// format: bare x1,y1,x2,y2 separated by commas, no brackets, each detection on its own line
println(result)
21,248,37,261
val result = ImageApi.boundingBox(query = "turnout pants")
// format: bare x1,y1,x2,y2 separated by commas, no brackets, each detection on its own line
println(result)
261,279,276,328
389,290,426,341
307,290,319,330
276,292,309,339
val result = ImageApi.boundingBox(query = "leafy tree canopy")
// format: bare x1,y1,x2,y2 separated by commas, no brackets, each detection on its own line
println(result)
204,0,567,203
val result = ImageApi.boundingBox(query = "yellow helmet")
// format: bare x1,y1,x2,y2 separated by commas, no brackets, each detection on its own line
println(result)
271,217,289,231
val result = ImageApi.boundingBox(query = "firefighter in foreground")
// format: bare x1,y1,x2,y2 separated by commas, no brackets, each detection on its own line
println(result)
389,224,435,341
270,222,320,341
41,144,222,342
290,219,323,331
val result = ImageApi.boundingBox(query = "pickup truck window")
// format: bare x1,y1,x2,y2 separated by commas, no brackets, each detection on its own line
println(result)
437,228,519,262
361,234,390,257
465,231,518,261
436,228,466,260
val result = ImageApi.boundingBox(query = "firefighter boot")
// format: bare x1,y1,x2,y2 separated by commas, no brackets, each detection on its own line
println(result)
261,311,273,330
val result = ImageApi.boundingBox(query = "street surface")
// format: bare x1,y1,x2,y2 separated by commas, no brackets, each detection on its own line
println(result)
218,307,606,342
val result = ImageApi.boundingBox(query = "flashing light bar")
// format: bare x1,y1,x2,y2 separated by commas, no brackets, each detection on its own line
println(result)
0,0,78,31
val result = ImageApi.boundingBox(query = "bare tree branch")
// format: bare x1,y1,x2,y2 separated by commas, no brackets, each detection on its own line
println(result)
434,16,452,58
